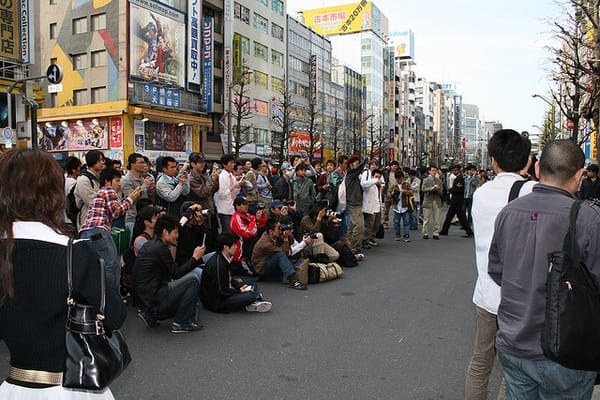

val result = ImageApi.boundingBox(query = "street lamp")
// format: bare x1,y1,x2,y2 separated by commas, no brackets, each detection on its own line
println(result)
532,94,556,140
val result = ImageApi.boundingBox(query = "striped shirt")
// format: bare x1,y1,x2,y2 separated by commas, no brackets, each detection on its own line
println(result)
80,186,132,233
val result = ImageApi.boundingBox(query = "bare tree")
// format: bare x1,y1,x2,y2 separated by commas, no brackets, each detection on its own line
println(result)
331,110,343,161
272,83,296,165
230,68,253,158
306,101,320,162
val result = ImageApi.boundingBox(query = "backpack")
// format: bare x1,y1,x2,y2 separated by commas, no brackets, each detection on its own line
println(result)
308,262,344,284
65,172,95,223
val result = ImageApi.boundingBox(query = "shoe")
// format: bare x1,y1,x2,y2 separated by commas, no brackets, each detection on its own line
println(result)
438,232,448,236
395,237,402,241
170,322,203,333
368,240,379,247
433,235,440,240
245,301,272,313
383,222,389,229
363,243,372,250
354,252,365,261
288,280,308,290
462,233,473,238
137,310,159,328
402,238,411,243
422,235,429,240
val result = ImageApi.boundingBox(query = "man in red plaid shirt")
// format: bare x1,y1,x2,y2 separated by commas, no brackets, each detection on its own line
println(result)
80,168,142,290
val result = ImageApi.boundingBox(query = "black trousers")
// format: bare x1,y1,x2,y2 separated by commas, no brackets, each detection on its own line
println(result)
441,201,473,235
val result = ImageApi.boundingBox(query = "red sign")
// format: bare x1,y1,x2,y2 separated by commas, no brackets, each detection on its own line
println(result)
389,148,395,162
289,131,323,158
567,120,574,130
110,117,123,148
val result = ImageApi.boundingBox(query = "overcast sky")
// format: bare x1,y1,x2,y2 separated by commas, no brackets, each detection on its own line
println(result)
286,0,562,134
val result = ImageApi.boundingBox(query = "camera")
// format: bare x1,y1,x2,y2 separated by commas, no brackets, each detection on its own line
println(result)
319,199,330,209
284,200,295,207
280,223,294,231
195,209,210,216
304,231,319,239
257,204,265,211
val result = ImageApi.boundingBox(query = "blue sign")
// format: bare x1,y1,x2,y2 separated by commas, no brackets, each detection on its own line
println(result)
144,83,181,110
202,18,214,113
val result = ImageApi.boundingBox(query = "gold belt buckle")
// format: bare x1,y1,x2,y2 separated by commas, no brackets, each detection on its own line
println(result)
8,366,63,386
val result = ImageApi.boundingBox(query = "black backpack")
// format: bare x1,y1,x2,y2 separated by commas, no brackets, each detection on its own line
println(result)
66,172,95,223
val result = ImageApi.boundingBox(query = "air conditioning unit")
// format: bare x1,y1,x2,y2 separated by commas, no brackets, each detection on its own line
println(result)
16,122,28,139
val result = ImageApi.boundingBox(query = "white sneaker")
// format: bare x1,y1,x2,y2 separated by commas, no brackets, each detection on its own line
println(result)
368,240,379,247
245,301,272,313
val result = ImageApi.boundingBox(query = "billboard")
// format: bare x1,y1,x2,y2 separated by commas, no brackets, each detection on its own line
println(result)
38,119,109,152
289,131,323,159
389,31,415,60
187,0,201,87
302,1,388,40
0,0,20,61
129,0,185,88
202,18,214,113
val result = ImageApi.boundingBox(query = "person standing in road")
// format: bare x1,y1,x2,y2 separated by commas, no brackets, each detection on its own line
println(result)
465,129,535,400
216,154,243,233
463,165,479,229
122,152,156,237
156,156,190,217
439,165,473,237
421,166,444,240
579,164,600,201
345,156,368,253
488,139,600,398
74,150,105,230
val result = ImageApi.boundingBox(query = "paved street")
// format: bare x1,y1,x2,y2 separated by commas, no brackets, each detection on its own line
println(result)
7,223,594,399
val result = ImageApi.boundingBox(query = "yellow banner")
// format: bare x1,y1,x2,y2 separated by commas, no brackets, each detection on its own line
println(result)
0,0,20,61
302,1,371,36
233,33,241,82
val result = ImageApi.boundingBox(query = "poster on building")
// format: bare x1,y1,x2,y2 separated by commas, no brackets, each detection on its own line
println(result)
129,0,185,88
134,119,145,152
187,0,201,88
302,1,387,40
289,131,323,159
202,18,214,113
110,117,123,148
144,122,186,152
253,99,268,116
0,0,20,61
38,120,108,152
389,31,415,60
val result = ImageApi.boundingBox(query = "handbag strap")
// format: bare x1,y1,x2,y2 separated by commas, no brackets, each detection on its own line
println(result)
563,200,583,265
66,239,106,317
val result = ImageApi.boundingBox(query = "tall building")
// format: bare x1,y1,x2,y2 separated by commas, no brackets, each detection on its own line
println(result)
462,104,480,163
332,62,363,156
33,0,215,163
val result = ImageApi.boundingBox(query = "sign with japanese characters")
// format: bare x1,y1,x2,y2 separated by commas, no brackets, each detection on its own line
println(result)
187,0,200,87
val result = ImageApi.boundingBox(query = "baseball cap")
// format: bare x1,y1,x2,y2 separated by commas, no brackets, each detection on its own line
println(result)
587,164,599,173
233,196,249,206
271,199,284,209
281,162,293,170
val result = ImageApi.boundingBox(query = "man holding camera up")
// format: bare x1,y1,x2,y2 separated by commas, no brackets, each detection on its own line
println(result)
252,218,307,290
230,196,267,261
299,205,340,261
156,156,190,217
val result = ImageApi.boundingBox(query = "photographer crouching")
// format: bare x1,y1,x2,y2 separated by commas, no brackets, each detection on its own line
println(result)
297,206,340,262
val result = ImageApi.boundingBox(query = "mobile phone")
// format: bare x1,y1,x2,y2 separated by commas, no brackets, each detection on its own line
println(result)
202,233,206,247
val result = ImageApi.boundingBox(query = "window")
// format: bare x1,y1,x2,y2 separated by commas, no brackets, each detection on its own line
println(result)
49,23,57,39
91,87,107,103
73,89,87,105
254,70,268,89
271,0,283,15
271,76,284,94
240,35,250,57
72,17,87,34
257,0,267,6
253,13,268,34
91,50,107,67
234,2,250,24
271,50,283,67
271,23,283,42
91,13,106,31
72,53,87,69
254,42,268,61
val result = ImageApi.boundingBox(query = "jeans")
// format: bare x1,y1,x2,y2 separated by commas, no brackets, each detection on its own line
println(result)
125,222,135,246
465,306,506,400
210,282,262,313
393,211,410,239
262,252,295,281
409,202,420,228
347,204,364,250
80,227,121,291
218,213,232,233
498,351,595,400
147,273,200,325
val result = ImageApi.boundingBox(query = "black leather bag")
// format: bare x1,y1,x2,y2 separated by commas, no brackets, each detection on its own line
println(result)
541,200,600,371
63,240,131,390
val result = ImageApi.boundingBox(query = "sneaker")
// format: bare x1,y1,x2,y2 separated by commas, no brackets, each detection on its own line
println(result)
433,235,440,240
402,237,411,243
368,240,379,247
353,252,365,261
363,243,372,250
423,235,429,240
395,237,402,241
170,322,203,333
383,222,390,229
137,310,159,328
288,280,308,290
245,301,272,313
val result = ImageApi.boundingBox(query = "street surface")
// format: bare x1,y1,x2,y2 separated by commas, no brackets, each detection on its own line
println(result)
4,222,596,399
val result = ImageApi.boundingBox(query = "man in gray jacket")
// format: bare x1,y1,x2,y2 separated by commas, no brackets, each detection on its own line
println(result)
488,140,600,398
121,152,156,236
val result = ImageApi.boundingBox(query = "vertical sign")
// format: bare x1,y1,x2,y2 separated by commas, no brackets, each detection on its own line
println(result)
187,0,201,88
110,117,123,148
233,33,241,82
309,54,317,105
202,18,214,113
0,0,19,61
20,0,32,64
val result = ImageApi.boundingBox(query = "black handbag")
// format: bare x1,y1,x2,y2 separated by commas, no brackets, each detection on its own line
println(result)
541,200,600,371
375,223,385,239
63,239,131,390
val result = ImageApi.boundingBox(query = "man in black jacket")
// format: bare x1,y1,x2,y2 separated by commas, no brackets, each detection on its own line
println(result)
439,165,473,237
133,214,205,333
200,233,272,313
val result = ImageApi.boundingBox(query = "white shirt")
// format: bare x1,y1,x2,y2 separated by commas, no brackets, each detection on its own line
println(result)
471,172,537,314
215,170,239,215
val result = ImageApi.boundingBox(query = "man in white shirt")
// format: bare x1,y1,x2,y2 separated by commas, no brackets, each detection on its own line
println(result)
215,154,244,233
465,129,535,400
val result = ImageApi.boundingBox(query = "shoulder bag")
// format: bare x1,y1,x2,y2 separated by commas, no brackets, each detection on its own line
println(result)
63,239,132,390
541,200,600,371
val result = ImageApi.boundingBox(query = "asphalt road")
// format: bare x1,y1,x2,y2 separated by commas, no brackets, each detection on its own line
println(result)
0,226,504,399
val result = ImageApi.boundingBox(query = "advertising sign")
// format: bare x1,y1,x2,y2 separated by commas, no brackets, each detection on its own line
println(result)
389,31,415,60
202,18,214,113
144,84,181,109
38,119,109,152
20,0,32,64
129,0,185,88
110,117,123,148
143,123,191,159
302,1,388,40
233,33,241,82
289,131,323,158
187,0,200,88
253,99,268,116
310,55,318,105
0,0,20,61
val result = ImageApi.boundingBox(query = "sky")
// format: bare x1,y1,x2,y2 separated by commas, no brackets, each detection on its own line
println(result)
286,0,563,135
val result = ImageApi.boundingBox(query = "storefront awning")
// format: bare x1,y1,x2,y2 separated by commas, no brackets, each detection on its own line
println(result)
128,106,212,127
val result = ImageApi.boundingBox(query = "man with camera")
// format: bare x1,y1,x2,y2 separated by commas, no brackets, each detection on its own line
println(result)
252,218,307,290
230,196,267,261
156,156,190,217
299,205,340,261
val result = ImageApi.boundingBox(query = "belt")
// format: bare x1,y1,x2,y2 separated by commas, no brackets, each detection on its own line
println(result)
8,366,63,386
